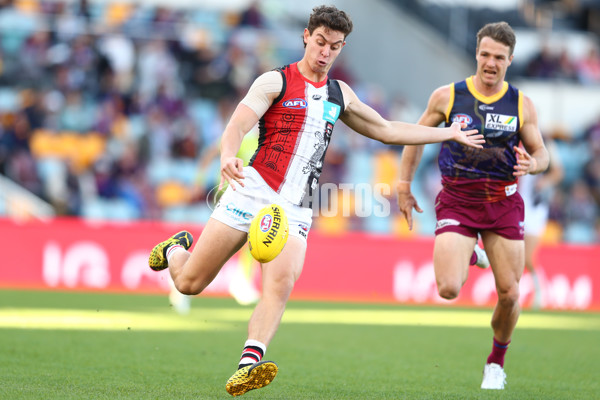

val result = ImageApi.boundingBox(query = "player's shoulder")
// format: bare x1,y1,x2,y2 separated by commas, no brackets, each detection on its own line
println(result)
255,69,284,84
336,79,357,109
518,88,533,105
248,69,285,99
518,90,536,113
507,82,537,124
336,79,352,92
431,84,453,98
428,84,453,108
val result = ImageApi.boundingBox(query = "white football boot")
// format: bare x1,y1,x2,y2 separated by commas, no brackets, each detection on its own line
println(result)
481,363,506,389
473,244,490,269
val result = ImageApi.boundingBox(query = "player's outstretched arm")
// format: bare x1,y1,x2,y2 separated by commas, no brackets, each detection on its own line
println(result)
337,81,484,148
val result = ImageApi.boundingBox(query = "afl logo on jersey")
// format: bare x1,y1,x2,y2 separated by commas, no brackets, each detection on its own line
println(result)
452,114,473,125
283,98,307,109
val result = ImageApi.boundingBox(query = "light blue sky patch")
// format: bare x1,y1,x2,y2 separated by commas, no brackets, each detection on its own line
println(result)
323,101,341,124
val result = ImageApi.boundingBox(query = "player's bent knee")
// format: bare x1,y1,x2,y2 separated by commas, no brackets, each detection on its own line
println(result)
174,278,209,296
437,283,461,300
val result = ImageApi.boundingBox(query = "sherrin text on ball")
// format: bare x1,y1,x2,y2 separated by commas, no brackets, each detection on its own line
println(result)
248,204,289,263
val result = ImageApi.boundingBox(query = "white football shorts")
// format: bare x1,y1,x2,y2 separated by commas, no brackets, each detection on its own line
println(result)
210,166,312,241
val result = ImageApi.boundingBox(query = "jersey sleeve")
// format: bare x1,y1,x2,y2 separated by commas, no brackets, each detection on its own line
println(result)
240,70,284,118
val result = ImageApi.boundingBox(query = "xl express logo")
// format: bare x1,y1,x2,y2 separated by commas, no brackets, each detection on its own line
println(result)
283,98,307,109
485,113,517,132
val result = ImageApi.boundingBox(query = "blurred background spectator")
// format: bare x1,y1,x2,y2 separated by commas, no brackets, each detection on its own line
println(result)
0,0,598,245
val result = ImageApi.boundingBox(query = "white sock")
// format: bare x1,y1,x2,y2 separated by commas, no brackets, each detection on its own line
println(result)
238,339,267,368
166,245,184,263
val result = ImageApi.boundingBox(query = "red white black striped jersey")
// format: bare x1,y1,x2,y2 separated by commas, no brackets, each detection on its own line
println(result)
249,62,345,206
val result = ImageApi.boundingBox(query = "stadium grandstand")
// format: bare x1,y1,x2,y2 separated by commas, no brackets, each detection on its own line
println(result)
0,0,598,244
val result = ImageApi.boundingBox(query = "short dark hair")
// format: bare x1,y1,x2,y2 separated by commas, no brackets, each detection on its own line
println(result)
304,5,353,45
476,22,516,56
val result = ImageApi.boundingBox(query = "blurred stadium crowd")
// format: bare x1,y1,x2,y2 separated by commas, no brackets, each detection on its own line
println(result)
0,0,598,243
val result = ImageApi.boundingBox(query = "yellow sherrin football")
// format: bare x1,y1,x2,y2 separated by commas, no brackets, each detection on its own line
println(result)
248,204,289,263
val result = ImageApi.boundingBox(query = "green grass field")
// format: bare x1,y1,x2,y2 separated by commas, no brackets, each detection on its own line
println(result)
1,290,599,399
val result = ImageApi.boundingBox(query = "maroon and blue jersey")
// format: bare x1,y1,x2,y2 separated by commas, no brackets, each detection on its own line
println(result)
439,76,524,202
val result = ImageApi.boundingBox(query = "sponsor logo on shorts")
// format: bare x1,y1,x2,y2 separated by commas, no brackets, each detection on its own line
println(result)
283,98,307,109
298,223,308,238
485,113,517,132
505,183,517,197
225,203,253,221
436,218,460,230
260,215,273,232
519,220,525,236
452,114,472,125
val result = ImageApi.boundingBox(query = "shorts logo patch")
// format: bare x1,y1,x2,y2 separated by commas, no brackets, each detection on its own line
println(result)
298,223,308,238
225,203,253,221
485,113,517,132
323,101,341,123
505,183,517,196
519,220,525,236
436,218,460,230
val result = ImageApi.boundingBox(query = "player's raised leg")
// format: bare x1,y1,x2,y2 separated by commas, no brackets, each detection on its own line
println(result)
169,217,248,295
149,217,248,297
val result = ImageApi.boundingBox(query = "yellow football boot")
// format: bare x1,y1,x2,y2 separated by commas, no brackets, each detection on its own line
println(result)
225,360,278,396
148,231,193,271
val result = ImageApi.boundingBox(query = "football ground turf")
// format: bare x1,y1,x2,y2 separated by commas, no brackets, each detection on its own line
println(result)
1,290,598,399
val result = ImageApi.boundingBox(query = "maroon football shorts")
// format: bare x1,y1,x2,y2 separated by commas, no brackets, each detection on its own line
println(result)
434,189,524,240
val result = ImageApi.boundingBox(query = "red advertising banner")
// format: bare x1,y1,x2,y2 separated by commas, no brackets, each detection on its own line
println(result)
0,218,597,310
